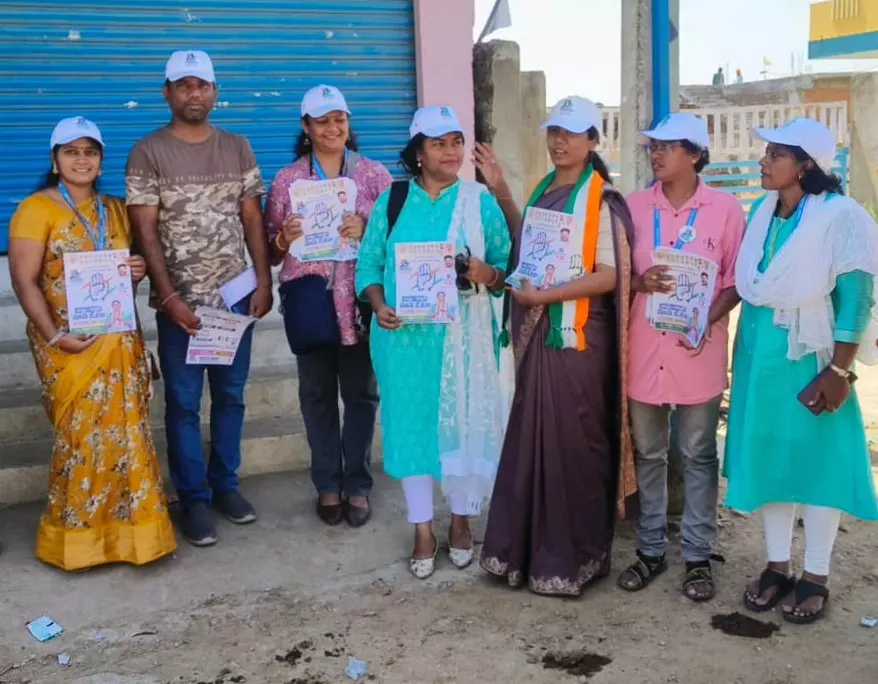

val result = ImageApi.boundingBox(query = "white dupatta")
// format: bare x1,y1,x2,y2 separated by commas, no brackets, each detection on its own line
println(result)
735,191,878,367
437,181,511,515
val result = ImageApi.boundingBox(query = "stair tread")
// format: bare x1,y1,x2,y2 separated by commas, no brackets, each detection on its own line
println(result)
1,414,308,470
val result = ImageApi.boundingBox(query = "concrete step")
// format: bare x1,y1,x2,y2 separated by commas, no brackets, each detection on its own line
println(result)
0,415,385,507
0,317,293,389
0,364,301,445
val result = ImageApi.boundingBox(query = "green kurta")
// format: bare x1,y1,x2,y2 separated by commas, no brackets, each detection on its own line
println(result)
724,194,878,520
355,180,511,480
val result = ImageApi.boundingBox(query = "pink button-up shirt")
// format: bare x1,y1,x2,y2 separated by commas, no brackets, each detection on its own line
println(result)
265,155,392,345
626,180,746,405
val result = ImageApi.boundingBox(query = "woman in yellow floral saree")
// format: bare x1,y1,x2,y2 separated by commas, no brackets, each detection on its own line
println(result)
8,117,176,571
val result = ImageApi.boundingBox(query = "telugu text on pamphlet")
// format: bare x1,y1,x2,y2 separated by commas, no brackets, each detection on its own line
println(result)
506,206,574,290
186,307,255,366
63,249,137,336
395,242,459,324
287,178,359,262
648,248,719,346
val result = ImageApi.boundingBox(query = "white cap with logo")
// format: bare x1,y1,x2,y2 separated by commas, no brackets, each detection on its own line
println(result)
752,118,836,175
301,85,351,119
641,113,710,150
409,105,464,140
542,96,602,135
165,50,216,84
50,117,105,149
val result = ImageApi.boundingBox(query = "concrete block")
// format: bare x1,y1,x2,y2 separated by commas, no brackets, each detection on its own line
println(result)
520,71,549,199
0,365,300,445
850,72,878,209
473,40,524,206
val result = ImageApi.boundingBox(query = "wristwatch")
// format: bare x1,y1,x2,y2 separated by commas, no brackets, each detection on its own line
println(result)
829,363,858,384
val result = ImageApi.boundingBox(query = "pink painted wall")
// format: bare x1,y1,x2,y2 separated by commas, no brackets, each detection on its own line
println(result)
414,0,476,179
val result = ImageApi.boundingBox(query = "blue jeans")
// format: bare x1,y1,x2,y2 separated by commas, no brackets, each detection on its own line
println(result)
629,396,722,562
156,312,254,507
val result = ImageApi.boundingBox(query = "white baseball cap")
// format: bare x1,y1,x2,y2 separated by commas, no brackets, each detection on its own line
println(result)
301,85,351,119
542,96,602,135
409,105,464,140
752,118,836,175
165,50,216,83
641,113,710,150
50,117,105,149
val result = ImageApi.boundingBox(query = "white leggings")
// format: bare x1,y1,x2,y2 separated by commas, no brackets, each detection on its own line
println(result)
761,504,842,576
402,475,470,524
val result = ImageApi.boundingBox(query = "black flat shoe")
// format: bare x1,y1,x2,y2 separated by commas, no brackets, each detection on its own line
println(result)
345,500,371,528
316,501,344,526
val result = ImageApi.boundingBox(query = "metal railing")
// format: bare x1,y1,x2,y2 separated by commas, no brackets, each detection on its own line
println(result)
609,147,850,213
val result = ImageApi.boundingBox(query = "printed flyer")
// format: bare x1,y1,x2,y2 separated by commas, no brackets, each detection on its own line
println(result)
287,178,359,262
394,242,459,324
186,307,255,366
63,249,136,336
648,248,719,346
506,206,574,290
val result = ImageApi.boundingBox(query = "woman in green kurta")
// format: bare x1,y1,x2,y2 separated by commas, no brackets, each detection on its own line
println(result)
355,105,511,580
726,119,878,625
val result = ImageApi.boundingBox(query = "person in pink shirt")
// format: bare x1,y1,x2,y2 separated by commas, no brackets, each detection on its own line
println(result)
265,85,392,529
617,113,745,602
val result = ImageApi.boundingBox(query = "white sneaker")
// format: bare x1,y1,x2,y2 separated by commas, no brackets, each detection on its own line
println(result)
409,539,439,580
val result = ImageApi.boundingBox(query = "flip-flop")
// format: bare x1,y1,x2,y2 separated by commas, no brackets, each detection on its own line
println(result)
743,567,796,613
783,577,830,625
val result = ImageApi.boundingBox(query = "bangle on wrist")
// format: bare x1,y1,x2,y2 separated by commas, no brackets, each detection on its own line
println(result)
161,291,180,308
274,233,289,253
47,328,67,348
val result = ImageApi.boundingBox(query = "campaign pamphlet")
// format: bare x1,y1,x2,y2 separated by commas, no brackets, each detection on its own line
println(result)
219,266,257,310
186,307,255,366
506,206,575,290
648,248,719,347
287,178,359,262
63,249,137,336
394,242,459,324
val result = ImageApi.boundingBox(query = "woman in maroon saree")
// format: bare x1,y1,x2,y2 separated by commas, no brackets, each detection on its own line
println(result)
474,96,637,596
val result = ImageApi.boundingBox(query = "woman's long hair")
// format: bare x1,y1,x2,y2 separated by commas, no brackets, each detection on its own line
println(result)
584,126,613,183
788,145,844,195
294,115,360,160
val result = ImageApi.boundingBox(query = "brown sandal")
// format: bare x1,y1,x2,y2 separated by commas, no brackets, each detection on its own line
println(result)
617,552,667,592
683,562,716,602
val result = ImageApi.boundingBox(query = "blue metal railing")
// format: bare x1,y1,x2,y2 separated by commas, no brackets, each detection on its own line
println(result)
610,147,850,213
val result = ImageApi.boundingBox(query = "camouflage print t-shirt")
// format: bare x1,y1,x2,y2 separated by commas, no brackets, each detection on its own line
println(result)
125,127,265,309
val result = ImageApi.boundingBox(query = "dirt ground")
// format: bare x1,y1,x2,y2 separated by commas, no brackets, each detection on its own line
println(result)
1,335,877,683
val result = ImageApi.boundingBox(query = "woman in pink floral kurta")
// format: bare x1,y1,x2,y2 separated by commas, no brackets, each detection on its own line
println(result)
264,84,392,528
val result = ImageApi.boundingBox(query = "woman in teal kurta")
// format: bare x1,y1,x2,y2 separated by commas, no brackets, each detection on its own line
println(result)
725,119,878,625
355,105,511,579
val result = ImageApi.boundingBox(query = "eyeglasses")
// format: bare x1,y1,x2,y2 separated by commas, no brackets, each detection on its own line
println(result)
647,141,682,155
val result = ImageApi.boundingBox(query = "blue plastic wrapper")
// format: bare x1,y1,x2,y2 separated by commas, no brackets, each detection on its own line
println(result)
345,656,368,680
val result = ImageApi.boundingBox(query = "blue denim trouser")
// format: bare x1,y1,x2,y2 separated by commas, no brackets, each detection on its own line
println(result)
629,396,722,562
156,312,254,507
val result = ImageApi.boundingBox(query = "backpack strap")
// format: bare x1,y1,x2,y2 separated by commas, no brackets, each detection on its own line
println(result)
386,180,409,236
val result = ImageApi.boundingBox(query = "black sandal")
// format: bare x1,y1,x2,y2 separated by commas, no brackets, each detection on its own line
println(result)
743,568,796,613
617,552,667,592
683,562,716,602
783,578,830,625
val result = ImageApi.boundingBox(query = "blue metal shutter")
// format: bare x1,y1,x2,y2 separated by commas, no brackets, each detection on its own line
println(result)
0,0,417,253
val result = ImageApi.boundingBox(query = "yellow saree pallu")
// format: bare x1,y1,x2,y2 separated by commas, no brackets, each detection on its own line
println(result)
11,193,176,571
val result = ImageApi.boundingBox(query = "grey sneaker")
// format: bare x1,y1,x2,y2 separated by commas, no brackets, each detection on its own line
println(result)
180,502,218,547
213,490,257,524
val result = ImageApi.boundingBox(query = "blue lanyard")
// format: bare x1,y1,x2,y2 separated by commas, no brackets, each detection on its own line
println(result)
311,149,349,181
59,184,107,251
654,206,698,251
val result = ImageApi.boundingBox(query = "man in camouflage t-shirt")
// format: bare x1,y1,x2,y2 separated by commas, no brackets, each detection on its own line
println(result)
126,50,273,547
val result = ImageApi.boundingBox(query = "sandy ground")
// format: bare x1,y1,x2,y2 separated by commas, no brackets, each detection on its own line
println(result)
1,326,877,684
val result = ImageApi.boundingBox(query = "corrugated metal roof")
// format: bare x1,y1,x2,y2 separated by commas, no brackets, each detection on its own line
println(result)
0,0,417,252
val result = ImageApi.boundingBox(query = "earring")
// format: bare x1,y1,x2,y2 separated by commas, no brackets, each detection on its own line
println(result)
304,135,311,145
417,160,422,168
52,163,58,174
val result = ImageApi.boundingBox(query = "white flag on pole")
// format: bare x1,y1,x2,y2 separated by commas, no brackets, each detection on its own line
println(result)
478,0,512,43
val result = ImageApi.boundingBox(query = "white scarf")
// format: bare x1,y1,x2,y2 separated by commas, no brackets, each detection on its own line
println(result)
437,181,511,515
735,191,878,367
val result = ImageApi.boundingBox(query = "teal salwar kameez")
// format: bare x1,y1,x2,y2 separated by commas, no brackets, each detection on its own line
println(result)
724,195,878,521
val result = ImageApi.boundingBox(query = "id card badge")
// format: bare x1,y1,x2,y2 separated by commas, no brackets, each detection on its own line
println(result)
773,309,791,329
